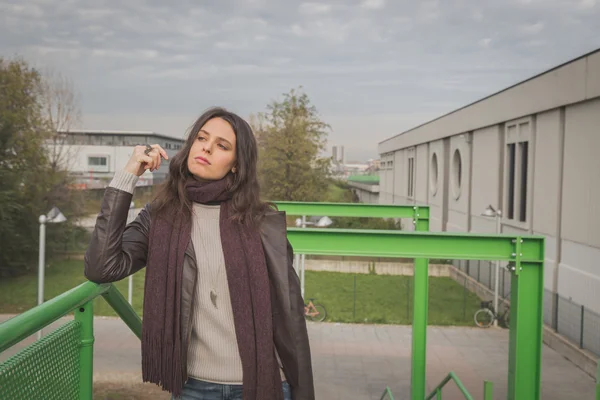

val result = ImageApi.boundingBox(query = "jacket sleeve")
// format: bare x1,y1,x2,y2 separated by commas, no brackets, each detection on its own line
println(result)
84,186,151,284
287,239,316,400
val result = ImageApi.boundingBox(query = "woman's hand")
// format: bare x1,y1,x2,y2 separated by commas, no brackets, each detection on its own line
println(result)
124,144,169,177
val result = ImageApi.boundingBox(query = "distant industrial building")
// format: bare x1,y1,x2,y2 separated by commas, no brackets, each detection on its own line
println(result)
51,130,185,188
377,48,600,355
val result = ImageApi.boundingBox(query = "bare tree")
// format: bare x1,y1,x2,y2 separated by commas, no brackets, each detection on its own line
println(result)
39,68,82,171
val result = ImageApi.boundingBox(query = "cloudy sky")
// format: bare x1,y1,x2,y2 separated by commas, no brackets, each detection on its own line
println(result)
2,0,599,161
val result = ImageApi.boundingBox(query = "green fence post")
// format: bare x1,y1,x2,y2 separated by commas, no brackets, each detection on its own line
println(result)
75,300,94,400
411,206,429,400
507,239,544,400
596,360,599,400
483,381,493,400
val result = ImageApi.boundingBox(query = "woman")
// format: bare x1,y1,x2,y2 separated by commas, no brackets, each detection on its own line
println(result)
84,108,314,400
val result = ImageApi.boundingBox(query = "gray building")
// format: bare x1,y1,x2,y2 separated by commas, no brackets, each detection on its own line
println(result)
52,130,184,187
377,48,600,354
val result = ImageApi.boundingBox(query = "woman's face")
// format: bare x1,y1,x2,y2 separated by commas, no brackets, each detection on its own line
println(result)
186,117,237,181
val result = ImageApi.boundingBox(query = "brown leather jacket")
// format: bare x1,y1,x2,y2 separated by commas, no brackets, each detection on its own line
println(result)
84,187,315,399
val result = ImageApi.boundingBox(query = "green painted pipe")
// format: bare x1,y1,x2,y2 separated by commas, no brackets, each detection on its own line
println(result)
0,281,109,352
102,285,142,339
274,201,430,219
425,372,474,400
75,301,94,399
483,381,494,400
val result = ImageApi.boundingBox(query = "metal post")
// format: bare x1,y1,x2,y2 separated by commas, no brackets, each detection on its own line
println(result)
37,215,47,340
411,207,429,400
301,215,306,298
507,256,543,400
483,381,494,400
75,301,94,399
596,360,600,400
493,212,502,327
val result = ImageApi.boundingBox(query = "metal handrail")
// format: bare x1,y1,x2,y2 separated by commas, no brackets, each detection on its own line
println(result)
379,386,395,400
425,372,494,400
0,281,142,352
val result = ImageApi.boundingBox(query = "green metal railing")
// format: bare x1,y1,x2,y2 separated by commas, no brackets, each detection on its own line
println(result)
0,282,141,399
287,227,545,400
596,360,599,400
278,202,431,399
424,372,493,400
379,386,395,399
0,201,546,400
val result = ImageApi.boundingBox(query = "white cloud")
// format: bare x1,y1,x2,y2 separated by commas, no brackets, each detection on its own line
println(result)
2,0,599,161
299,3,332,14
578,0,596,8
478,38,492,47
361,0,386,10
520,21,545,35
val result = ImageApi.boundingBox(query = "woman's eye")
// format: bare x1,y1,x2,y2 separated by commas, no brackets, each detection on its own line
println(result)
218,144,227,150
197,136,206,141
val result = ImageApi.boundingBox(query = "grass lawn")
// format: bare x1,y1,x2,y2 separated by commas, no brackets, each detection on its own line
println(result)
0,260,481,326
0,258,147,317
304,271,482,326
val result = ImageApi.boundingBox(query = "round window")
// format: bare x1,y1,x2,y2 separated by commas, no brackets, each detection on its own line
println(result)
451,148,462,199
430,153,439,195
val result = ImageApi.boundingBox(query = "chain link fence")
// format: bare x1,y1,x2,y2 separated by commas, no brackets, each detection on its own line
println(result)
303,268,482,326
453,260,600,358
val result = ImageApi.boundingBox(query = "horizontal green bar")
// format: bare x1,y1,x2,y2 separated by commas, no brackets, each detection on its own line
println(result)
274,201,429,219
0,281,109,352
425,372,474,400
286,228,545,262
102,285,142,339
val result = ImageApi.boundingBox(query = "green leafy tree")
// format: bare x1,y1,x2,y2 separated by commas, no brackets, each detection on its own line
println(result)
255,87,331,201
0,57,84,277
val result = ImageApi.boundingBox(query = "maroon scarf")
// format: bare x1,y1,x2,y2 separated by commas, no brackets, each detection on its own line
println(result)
141,177,283,399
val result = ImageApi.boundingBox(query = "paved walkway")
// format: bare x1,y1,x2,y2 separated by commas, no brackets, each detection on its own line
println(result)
1,315,596,399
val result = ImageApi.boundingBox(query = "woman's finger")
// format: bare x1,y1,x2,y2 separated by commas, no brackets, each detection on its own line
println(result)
137,154,154,169
152,150,162,171
151,144,169,160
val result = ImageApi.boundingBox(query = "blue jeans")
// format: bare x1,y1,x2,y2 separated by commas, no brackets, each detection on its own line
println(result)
172,378,292,400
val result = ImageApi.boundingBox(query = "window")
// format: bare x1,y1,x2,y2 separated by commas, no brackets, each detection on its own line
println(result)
88,156,107,166
451,148,462,199
407,156,415,197
505,120,531,223
430,152,439,195
88,155,109,172
507,143,516,219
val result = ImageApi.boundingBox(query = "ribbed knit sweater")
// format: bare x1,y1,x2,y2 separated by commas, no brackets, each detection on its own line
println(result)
109,171,284,384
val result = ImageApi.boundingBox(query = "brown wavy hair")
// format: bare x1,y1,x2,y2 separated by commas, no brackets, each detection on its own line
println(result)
151,107,274,225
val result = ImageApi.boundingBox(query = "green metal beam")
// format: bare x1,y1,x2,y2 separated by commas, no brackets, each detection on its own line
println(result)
102,285,142,339
425,372,474,400
411,213,429,400
286,228,545,262
75,301,94,400
0,281,109,353
508,260,544,400
274,201,430,219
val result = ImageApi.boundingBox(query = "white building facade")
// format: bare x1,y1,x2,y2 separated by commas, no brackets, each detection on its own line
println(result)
52,130,185,188
378,49,600,355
